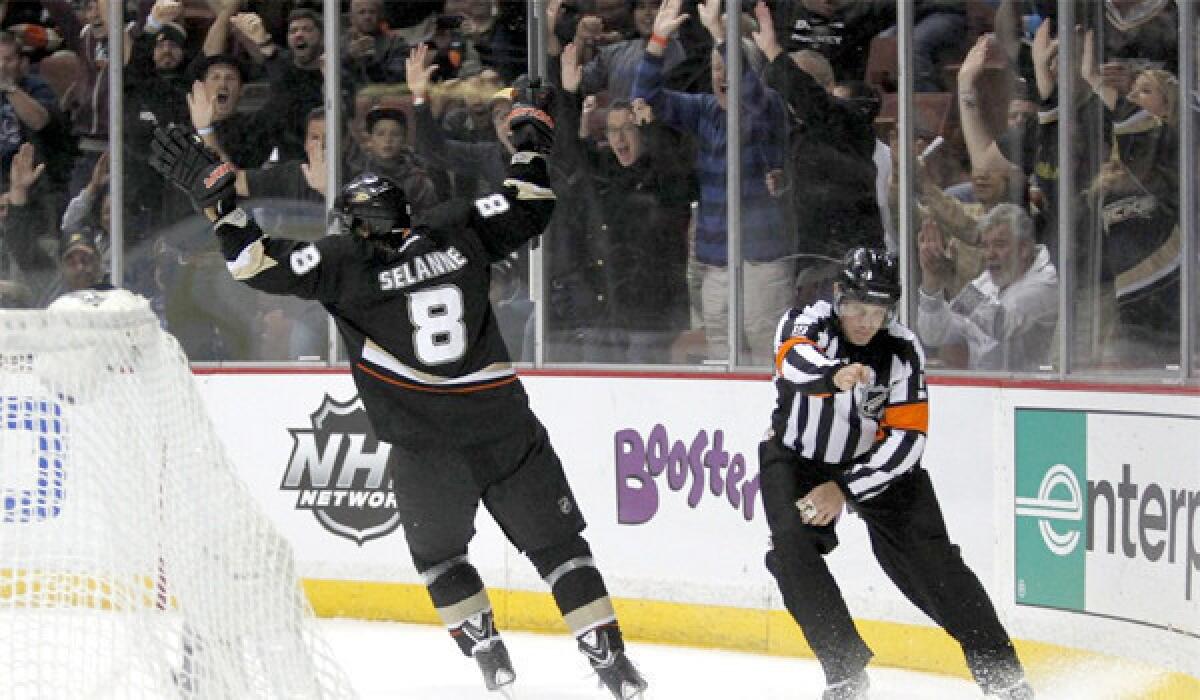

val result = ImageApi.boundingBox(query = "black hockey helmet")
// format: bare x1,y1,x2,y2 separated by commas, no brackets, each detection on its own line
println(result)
334,172,411,238
835,247,901,311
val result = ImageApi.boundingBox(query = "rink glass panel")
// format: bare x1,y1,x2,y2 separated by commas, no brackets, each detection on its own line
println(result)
67,0,1197,379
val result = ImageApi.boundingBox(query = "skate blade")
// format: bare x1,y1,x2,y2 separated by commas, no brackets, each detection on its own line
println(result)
494,683,517,699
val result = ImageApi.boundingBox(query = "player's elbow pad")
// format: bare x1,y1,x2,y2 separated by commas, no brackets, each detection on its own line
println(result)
504,152,555,201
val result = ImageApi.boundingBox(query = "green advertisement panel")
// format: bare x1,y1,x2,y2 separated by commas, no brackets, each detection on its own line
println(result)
1014,409,1087,610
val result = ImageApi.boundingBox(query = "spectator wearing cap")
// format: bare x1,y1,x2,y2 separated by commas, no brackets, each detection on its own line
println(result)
347,106,441,213
200,7,324,163
58,227,109,294
427,13,483,81
1,142,110,307
187,54,273,169
343,0,409,86
124,0,192,231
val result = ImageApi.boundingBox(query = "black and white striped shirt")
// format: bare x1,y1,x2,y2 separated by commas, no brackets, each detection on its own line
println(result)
770,300,929,501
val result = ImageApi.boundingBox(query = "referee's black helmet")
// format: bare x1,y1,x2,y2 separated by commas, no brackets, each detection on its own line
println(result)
837,247,901,308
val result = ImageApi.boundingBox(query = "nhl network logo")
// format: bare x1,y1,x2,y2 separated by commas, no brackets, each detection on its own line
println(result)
281,394,400,545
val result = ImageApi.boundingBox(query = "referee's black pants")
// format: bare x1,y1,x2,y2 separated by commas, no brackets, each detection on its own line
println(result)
760,438,1025,693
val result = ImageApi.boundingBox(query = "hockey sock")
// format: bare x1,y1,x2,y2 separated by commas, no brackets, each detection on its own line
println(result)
528,535,618,638
416,554,499,657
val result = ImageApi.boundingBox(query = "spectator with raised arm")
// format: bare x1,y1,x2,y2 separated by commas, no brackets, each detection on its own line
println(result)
231,8,324,162
634,0,790,364
408,42,513,197
187,56,273,169
571,0,685,99
752,3,884,285
0,30,53,191
888,35,1030,300
124,0,191,232
557,41,692,362
3,143,110,306
43,0,110,194
917,204,1058,371
1080,27,1181,367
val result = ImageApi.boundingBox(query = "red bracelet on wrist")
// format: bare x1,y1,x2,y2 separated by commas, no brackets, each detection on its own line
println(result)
648,33,669,48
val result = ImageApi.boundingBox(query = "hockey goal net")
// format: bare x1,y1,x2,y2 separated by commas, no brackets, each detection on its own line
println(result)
0,294,355,699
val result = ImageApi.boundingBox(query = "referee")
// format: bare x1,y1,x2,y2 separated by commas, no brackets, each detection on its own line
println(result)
760,248,1033,700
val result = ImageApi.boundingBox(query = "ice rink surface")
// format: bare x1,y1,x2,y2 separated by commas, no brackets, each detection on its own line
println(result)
319,618,1174,700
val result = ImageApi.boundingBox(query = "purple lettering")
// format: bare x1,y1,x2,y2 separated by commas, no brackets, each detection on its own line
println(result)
646,424,669,476
705,430,729,497
726,451,745,510
741,468,761,521
666,437,689,492
686,431,708,508
610,425,761,525
614,429,658,525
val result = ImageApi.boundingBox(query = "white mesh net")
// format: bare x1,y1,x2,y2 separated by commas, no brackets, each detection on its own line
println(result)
0,296,356,699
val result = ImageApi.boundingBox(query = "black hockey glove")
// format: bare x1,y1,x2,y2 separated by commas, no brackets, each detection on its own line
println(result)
149,125,237,219
506,104,555,156
506,76,556,155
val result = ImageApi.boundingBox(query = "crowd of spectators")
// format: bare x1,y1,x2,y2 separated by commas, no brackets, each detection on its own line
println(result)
0,0,1190,373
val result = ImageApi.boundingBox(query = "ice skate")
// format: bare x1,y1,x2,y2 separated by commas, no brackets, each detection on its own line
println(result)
578,626,648,700
822,669,868,700
451,610,516,695
990,680,1035,699
474,639,517,695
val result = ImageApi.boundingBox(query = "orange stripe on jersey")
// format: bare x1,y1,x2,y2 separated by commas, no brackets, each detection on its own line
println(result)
356,362,519,394
881,401,929,434
775,336,816,372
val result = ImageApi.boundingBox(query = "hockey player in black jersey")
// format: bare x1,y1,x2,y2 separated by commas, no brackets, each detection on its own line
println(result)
149,97,648,700
761,248,1033,700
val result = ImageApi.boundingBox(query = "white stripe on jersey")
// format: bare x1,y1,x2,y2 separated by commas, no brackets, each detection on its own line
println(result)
362,338,515,386
226,238,278,280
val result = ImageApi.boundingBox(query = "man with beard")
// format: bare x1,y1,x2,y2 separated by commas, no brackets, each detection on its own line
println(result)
343,0,409,86
124,0,192,232
249,8,324,163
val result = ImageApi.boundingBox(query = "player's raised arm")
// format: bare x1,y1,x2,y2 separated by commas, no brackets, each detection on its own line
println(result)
149,124,344,301
469,88,559,261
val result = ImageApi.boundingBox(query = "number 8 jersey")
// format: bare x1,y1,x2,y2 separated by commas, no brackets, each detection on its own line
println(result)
211,185,554,449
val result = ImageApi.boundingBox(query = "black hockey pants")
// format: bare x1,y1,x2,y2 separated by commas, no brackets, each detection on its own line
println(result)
759,438,1024,693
